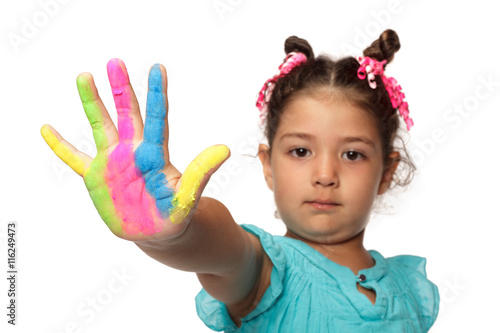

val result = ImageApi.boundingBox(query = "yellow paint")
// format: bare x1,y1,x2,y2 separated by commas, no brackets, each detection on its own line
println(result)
170,145,229,224
41,125,86,177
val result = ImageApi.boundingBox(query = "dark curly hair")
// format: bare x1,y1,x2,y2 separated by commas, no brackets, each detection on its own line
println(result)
262,29,415,189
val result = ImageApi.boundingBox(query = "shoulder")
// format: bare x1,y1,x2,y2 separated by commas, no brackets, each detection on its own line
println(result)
386,254,427,273
241,224,317,264
385,254,435,289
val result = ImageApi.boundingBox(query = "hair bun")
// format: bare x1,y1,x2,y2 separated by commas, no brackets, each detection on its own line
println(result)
363,29,400,64
284,36,314,59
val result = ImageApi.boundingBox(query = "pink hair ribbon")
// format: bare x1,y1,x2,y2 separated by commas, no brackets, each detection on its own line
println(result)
256,52,308,124
357,56,414,130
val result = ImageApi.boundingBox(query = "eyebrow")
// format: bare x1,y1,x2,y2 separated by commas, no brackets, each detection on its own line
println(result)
340,136,376,148
278,132,376,148
278,132,315,142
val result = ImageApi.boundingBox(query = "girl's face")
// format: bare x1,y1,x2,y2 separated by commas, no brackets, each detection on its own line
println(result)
259,92,397,245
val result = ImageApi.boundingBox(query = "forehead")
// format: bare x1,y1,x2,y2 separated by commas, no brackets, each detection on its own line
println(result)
275,93,380,143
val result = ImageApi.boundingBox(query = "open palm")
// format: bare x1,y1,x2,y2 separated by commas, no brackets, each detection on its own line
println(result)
41,59,229,241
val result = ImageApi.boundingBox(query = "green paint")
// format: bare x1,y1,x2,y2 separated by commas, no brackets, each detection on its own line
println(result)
77,75,123,235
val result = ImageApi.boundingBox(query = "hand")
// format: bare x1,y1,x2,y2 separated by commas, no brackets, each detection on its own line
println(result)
41,59,230,241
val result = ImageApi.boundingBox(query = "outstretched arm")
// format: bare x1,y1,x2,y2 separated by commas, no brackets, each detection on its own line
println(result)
137,197,266,307
41,59,266,309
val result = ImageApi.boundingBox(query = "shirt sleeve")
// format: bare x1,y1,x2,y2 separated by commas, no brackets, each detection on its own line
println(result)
195,289,238,332
195,224,287,332
388,255,440,330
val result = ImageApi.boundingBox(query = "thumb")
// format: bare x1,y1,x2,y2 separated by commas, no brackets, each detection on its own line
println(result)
170,145,230,224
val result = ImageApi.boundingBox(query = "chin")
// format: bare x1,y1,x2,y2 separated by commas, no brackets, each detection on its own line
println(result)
290,222,366,245
287,225,341,243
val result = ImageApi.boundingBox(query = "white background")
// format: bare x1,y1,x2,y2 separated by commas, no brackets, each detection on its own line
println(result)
1,0,499,332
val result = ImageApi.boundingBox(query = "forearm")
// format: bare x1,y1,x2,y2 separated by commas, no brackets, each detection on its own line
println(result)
135,197,262,304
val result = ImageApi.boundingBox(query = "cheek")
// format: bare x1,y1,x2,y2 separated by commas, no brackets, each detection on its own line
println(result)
271,163,301,204
347,171,381,206
272,173,291,201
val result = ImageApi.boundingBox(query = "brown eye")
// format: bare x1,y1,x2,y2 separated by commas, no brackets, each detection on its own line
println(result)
343,151,364,161
290,148,310,158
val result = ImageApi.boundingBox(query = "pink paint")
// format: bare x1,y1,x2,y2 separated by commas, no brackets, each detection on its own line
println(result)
106,151,161,235
107,59,134,141
103,59,162,235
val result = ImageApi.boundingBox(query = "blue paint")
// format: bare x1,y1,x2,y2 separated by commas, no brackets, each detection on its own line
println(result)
144,64,166,145
135,64,174,217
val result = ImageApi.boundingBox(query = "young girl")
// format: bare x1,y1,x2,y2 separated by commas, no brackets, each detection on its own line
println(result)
41,29,439,332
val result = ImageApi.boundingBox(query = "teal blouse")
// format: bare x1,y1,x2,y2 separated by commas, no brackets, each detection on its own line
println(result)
196,224,439,332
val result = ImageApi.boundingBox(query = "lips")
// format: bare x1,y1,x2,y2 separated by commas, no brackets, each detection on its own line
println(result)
306,199,340,210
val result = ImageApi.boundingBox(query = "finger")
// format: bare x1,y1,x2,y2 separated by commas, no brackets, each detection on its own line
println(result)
144,64,168,153
77,73,119,151
107,59,143,143
41,124,92,177
170,145,230,224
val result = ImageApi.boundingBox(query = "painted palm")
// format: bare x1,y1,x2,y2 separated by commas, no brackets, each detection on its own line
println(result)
41,59,229,240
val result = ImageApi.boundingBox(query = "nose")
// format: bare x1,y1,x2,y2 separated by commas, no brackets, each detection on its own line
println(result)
313,154,339,187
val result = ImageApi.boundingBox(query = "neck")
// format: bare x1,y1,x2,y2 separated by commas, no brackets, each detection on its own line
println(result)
284,229,374,275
